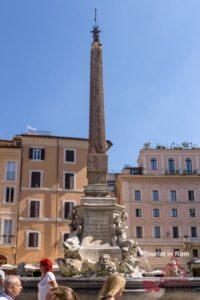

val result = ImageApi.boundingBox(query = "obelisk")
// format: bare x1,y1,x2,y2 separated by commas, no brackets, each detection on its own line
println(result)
85,13,110,197
74,13,123,260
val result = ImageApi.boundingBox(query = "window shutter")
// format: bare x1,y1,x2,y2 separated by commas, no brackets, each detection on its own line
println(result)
64,202,70,219
29,233,33,247
29,232,38,247
41,149,45,160
70,174,74,189
33,233,38,247
30,202,34,217
35,201,40,217
10,188,14,202
6,188,9,203
29,148,33,159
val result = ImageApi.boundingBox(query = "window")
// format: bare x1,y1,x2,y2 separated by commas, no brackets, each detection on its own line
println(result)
28,232,39,248
171,209,178,217
63,233,70,242
193,249,198,257
153,209,160,217
65,149,75,163
63,202,74,219
188,190,195,201
3,220,13,245
154,226,161,238
30,171,41,188
185,158,192,174
64,173,75,189
168,158,175,174
152,190,159,201
151,158,157,170
135,208,142,217
29,201,40,218
136,226,142,238
134,190,141,201
155,249,162,257
172,226,179,238
5,187,14,203
6,161,16,181
29,148,45,160
173,249,180,257
191,227,197,238
170,190,177,201
189,209,196,218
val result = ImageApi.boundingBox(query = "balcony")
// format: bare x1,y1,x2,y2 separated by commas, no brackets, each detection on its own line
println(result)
165,169,199,175
0,235,15,245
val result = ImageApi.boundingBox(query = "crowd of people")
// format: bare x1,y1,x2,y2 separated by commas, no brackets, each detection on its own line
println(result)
0,258,199,300
0,258,125,300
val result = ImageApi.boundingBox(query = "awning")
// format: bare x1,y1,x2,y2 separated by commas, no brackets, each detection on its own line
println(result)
25,264,39,271
0,264,17,270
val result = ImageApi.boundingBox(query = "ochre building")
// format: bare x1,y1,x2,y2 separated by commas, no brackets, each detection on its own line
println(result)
0,139,21,265
0,133,112,264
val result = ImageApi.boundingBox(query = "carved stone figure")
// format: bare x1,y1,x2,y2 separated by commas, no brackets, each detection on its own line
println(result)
114,212,135,248
96,254,117,276
119,245,142,277
63,237,82,261
56,237,83,277
69,209,83,240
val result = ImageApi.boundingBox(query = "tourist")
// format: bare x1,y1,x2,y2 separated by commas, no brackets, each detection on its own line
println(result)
0,270,5,292
99,274,126,299
0,275,22,299
38,258,58,300
45,286,78,300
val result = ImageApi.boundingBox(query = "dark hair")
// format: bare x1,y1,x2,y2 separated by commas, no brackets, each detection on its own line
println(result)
49,286,78,300
39,258,53,272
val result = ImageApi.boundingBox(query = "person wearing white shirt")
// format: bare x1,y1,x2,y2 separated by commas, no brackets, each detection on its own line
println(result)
0,270,5,292
38,258,58,300
0,275,22,300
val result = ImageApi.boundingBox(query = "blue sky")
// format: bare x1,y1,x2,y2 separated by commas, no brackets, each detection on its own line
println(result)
0,1,200,171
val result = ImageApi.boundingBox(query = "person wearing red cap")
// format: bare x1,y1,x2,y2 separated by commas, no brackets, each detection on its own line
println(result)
38,258,58,300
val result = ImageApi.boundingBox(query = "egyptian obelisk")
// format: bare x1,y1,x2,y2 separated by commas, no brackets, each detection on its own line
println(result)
85,12,110,197
74,12,123,260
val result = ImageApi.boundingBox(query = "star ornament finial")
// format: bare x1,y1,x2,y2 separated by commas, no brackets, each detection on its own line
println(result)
91,8,101,44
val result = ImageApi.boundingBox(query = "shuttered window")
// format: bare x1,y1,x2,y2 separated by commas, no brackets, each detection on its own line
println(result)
64,173,74,189
64,202,74,219
29,148,45,160
28,232,39,247
30,201,40,218
31,172,41,188
136,226,142,238
5,187,14,203
65,150,75,163
172,226,179,238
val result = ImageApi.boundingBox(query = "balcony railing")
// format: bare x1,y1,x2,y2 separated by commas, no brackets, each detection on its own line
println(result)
0,235,15,245
165,169,199,175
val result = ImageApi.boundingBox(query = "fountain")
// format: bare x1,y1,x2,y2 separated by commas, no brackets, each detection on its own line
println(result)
56,12,143,279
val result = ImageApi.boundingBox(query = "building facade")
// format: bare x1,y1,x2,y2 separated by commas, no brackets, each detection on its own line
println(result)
0,133,112,264
14,134,89,264
0,139,21,265
118,145,200,275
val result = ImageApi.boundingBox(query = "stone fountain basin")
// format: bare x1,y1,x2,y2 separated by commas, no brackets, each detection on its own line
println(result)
18,276,200,300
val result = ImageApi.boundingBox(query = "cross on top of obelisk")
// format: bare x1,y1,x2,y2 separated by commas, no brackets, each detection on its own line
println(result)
91,8,101,44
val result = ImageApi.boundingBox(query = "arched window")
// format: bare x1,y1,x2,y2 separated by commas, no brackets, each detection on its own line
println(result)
168,158,175,174
186,158,192,174
151,158,157,170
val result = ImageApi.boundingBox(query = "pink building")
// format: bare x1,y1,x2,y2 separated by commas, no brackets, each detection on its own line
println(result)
118,144,200,275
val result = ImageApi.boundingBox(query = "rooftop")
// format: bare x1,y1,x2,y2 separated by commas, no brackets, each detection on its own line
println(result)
142,142,200,151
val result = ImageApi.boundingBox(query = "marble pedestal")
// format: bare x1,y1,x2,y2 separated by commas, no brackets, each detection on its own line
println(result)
75,196,124,262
